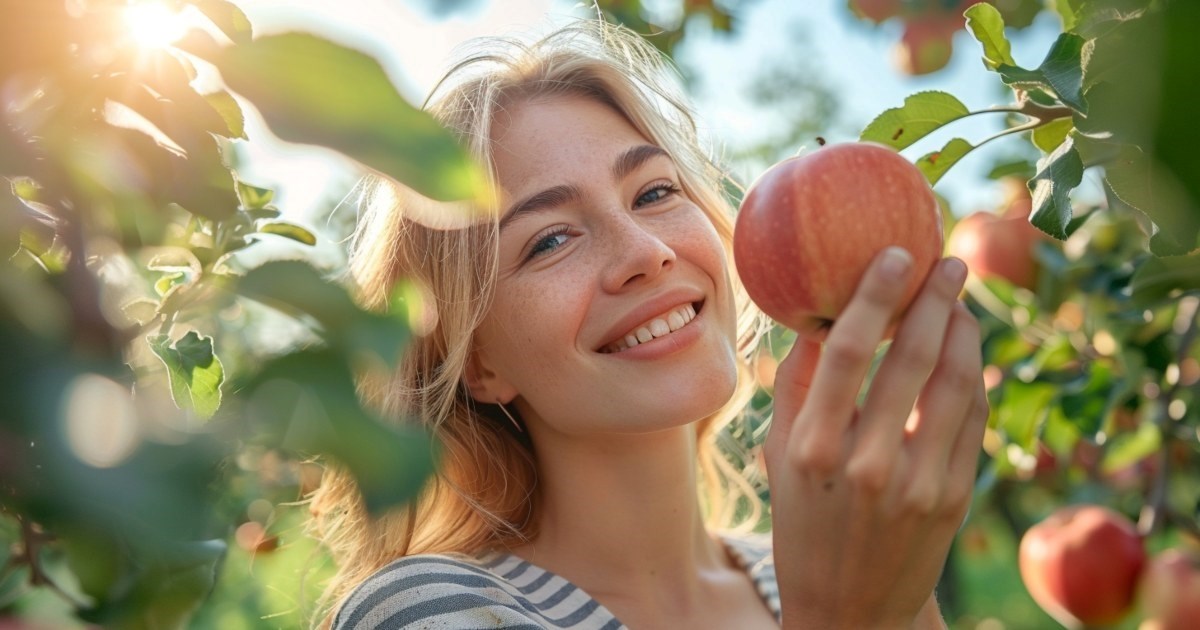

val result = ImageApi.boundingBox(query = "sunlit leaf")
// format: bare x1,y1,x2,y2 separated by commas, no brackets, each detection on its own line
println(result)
1028,136,1083,239
916,138,974,186
1031,118,1074,153
214,34,489,207
1052,0,1079,33
191,0,253,45
965,3,1016,70
235,180,274,210
1101,422,1160,475
998,33,1088,113
202,90,246,139
859,91,970,151
993,381,1057,450
148,331,224,419
258,221,316,246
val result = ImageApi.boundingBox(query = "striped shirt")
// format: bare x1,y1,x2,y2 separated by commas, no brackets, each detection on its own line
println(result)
333,535,780,629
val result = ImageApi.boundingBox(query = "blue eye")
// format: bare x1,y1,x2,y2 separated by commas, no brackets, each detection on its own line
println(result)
526,226,570,260
636,183,680,207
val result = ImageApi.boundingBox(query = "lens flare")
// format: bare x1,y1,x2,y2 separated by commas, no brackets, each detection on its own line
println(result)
124,2,188,49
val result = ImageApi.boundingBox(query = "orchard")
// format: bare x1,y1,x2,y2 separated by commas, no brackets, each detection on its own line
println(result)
1,0,1198,628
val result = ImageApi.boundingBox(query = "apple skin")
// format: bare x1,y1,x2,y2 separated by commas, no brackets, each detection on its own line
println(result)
947,201,1044,290
1018,505,1146,628
733,142,942,334
1139,548,1200,630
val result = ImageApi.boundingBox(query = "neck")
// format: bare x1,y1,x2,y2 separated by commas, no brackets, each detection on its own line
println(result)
507,423,731,602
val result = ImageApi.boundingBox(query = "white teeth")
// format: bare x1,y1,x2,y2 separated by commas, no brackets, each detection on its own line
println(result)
603,304,698,353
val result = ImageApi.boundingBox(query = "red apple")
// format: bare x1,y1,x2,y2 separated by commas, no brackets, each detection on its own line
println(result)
1019,505,1146,627
1139,548,1200,630
733,142,942,334
893,16,959,75
848,0,902,23
947,202,1044,290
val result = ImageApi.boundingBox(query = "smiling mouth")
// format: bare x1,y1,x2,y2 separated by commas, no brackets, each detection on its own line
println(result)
599,301,703,354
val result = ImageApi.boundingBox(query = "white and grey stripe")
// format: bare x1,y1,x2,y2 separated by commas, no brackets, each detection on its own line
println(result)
334,535,778,630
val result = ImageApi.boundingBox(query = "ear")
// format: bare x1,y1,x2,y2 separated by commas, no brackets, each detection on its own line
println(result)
463,347,519,405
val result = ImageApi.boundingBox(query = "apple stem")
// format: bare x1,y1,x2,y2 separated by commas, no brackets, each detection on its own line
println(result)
1137,296,1200,538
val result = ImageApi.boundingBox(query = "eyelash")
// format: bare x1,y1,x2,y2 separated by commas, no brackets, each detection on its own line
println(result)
522,181,682,262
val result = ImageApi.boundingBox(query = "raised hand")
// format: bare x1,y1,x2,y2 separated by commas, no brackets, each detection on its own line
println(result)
763,247,989,630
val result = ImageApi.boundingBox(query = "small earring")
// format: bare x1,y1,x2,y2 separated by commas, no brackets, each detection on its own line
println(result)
497,401,524,433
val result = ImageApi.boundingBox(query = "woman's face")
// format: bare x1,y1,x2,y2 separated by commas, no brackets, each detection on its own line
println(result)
465,94,740,436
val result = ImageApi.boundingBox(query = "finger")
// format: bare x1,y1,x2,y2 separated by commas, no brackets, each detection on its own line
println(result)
908,302,983,469
764,336,822,468
852,258,967,471
945,378,989,504
800,247,913,437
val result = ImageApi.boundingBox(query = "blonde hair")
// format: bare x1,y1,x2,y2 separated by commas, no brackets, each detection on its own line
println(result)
309,19,769,627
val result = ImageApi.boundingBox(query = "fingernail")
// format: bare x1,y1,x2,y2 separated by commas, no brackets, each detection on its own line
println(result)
943,257,967,284
880,246,912,278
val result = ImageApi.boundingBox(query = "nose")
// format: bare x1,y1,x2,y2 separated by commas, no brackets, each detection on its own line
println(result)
600,212,676,292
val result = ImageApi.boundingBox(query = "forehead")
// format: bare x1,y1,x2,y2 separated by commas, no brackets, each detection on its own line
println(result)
488,95,650,191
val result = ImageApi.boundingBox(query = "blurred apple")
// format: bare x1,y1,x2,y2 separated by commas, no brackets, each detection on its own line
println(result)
734,142,942,334
893,16,959,75
1140,548,1200,630
1019,505,1146,627
947,189,1046,290
848,0,902,23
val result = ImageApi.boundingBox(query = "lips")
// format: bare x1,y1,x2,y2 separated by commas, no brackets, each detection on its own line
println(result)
595,290,706,353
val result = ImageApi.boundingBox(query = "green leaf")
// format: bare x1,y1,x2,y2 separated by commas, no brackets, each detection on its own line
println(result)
1031,118,1074,153
237,260,410,369
916,138,974,186
1028,136,1083,239
78,538,226,630
215,34,488,205
1101,421,1160,475
191,0,253,45
994,381,1057,450
965,3,1016,70
998,33,1088,114
148,331,224,419
235,180,274,210
1104,148,1199,257
1053,0,1079,33
202,90,246,139
1130,254,1200,308
248,351,435,513
258,221,317,246
859,91,970,151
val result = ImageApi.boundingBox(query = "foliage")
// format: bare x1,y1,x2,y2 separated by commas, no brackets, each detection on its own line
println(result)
0,0,479,624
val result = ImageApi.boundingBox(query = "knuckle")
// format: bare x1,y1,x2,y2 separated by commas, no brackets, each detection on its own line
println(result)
824,336,872,369
904,484,942,516
892,338,940,373
788,436,839,477
846,456,891,495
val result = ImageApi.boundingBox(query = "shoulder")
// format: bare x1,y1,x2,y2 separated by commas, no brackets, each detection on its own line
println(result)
332,553,544,630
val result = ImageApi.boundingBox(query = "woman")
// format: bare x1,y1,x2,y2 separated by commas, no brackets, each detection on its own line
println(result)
311,19,987,630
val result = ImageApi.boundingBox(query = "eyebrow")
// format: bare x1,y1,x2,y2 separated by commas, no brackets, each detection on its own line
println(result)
499,144,671,232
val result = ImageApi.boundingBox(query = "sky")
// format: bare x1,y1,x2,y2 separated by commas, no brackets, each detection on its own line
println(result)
230,0,1073,223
